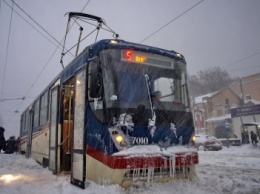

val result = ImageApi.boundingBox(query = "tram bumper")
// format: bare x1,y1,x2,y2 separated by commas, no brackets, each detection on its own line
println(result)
112,149,198,188
87,145,198,188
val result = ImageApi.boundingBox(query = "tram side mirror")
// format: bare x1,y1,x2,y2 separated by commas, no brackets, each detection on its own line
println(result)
89,61,102,98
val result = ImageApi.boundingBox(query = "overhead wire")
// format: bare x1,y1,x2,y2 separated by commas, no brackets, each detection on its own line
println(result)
1,92,34,99
81,0,91,12
2,0,61,49
0,97,25,102
63,15,118,55
10,0,64,49
15,44,60,112
227,65,260,72
213,50,260,76
77,18,118,36
223,50,260,69
15,0,92,112
1,0,14,101
139,0,204,43
63,28,97,56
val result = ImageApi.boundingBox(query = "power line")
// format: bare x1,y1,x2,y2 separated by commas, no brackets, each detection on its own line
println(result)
219,50,260,76
3,0,61,49
225,65,260,72
1,92,35,99
15,0,92,112
1,0,91,112
81,0,91,11
16,45,59,112
224,51,260,69
0,97,25,102
10,0,63,48
139,0,204,43
2,0,93,133
1,0,14,101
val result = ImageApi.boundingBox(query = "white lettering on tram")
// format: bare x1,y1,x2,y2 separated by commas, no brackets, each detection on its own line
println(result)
132,137,148,145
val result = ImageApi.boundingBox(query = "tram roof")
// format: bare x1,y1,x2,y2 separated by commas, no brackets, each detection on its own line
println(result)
20,39,187,115
60,39,186,83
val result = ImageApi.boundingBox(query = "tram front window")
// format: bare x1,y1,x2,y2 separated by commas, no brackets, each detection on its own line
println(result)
100,49,189,114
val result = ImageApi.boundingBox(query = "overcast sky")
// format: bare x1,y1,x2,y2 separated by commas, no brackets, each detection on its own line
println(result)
1,0,260,138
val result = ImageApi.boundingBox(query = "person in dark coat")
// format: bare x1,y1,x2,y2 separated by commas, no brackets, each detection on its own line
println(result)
5,136,16,154
15,137,20,153
250,131,258,146
0,127,6,153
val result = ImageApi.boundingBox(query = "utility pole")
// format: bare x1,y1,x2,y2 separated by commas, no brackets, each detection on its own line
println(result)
240,78,244,106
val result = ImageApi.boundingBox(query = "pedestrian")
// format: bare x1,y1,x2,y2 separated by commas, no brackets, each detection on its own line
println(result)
250,131,258,146
5,136,16,154
0,127,6,153
224,121,231,148
15,137,20,153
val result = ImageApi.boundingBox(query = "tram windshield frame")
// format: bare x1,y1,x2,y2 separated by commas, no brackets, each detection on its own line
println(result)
90,49,190,113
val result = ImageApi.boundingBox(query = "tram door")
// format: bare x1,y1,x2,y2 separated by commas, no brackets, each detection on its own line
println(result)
71,68,86,189
26,108,33,158
49,86,60,174
61,81,74,172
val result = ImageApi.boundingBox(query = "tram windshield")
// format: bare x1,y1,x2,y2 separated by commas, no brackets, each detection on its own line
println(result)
99,49,190,112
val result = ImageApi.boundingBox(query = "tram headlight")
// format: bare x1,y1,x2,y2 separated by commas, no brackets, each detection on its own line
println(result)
116,135,123,143
110,40,119,44
176,53,182,58
109,128,129,150
192,135,196,142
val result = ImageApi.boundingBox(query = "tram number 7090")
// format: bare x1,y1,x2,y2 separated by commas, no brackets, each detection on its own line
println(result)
132,137,149,145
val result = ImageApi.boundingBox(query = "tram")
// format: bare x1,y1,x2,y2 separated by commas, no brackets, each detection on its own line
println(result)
20,14,198,189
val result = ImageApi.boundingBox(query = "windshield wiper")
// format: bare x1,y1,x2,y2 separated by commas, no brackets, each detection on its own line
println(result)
144,74,157,137
144,74,155,118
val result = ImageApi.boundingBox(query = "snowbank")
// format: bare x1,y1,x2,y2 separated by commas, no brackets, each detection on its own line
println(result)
0,144,260,194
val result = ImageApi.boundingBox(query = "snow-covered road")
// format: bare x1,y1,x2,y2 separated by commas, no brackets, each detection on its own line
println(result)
0,144,259,194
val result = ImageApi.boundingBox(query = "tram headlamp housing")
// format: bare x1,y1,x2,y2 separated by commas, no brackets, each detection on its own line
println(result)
176,53,182,58
109,127,129,150
110,40,119,44
116,135,123,143
192,135,196,142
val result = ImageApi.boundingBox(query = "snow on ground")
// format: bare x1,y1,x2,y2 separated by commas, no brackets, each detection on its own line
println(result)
0,144,260,194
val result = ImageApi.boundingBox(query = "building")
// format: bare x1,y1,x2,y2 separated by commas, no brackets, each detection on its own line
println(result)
231,105,260,143
193,73,260,142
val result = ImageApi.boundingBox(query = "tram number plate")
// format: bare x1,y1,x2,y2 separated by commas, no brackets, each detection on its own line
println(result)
132,137,148,145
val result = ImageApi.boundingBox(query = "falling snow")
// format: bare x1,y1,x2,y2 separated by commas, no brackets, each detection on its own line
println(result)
1,144,260,194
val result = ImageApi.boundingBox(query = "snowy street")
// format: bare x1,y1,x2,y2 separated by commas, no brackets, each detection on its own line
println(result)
0,144,260,194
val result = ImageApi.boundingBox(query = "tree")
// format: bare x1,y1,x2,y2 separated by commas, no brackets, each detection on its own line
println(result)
189,66,236,97
188,75,203,98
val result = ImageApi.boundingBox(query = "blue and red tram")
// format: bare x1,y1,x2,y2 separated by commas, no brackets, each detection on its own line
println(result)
20,39,198,189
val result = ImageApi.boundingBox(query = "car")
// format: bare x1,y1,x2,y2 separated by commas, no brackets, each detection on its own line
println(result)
192,134,223,151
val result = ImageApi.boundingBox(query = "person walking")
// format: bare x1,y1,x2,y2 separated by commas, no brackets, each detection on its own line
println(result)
0,127,6,153
5,136,16,154
224,121,231,148
250,131,258,146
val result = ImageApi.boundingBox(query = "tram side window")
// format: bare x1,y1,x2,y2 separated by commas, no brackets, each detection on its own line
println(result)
88,60,104,121
21,113,26,132
25,110,30,131
33,99,40,128
88,60,102,100
40,90,48,125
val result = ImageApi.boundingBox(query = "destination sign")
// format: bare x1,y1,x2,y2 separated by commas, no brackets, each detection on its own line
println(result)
121,50,173,68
